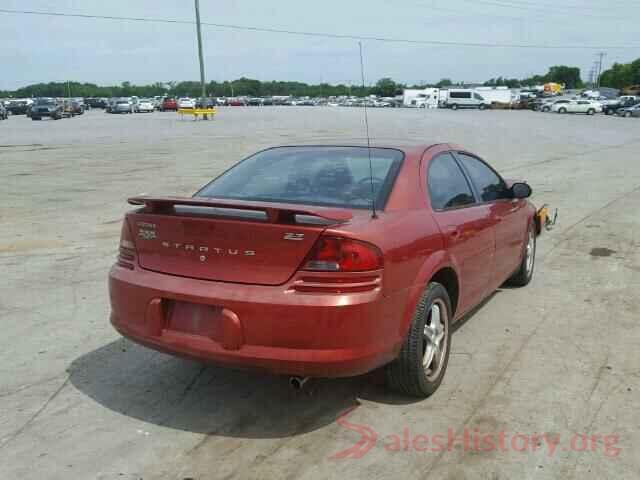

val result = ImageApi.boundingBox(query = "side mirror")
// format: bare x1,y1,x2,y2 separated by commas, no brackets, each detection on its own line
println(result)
511,182,532,199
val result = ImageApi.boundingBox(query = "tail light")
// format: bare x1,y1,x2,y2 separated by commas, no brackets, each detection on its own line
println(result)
302,236,383,272
116,219,137,270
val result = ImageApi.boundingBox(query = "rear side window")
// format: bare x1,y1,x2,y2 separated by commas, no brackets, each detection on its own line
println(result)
428,153,475,210
197,146,404,210
450,91,471,99
457,153,507,202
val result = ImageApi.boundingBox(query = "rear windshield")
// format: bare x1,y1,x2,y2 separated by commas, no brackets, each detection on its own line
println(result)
196,146,404,209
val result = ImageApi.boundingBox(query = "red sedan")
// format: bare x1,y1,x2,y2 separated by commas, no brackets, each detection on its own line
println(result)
109,144,538,397
160,97,178,111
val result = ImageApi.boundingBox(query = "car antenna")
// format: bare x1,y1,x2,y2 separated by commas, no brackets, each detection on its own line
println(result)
358,41,377,219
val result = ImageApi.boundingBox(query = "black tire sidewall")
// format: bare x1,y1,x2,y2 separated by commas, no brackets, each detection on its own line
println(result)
387,282,452,397
507,221,536,286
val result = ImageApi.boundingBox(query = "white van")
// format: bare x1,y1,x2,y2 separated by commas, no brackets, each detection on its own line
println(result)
444,89,491,110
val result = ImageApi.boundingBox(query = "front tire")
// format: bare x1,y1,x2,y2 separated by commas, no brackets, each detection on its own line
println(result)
479,104,487,110
507,222,536,287
386,283,452,398
587,108,595,115
558,107,567,114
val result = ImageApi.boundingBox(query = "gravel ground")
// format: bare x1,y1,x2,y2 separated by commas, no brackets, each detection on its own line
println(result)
1,107,639,479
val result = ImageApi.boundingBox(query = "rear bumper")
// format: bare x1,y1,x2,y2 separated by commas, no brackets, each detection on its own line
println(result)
109,264,405,377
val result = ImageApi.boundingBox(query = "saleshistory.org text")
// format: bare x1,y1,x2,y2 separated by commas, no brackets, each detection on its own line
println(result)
330,407,621,459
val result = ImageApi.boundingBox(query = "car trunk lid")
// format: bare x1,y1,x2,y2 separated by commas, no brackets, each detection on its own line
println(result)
126,196,353,285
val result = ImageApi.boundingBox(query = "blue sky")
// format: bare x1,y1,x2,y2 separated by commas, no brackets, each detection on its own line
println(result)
1,0,638,89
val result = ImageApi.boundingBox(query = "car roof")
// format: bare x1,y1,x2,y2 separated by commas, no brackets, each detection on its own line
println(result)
268,142,455,168
274,141,440,156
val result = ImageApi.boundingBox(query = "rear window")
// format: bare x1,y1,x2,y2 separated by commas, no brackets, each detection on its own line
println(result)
196,146,404,209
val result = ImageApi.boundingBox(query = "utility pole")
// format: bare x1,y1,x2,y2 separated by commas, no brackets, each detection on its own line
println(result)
194,0,206,99
590,62,599,88
595,52,606,89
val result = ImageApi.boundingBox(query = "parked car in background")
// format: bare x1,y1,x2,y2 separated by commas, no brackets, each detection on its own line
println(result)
30,98,63,120
177,97,196,109
137,99,155,113
195,98,217,108
161,97,178,111
152,97,164,110
85,97,108,109
444,90,491,110
7,99,32,115
603,98,640,115
130,96,140,113
540,99,571,112
551,100,602,115
109,144,540,397
113,98,134,114
617,104,640,118
68,99,84,115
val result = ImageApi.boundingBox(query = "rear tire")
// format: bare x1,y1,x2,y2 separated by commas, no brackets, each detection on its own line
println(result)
450,104,458,110
587,109,595,115
507,222,536,287
386,283,452,398
625,112,632,118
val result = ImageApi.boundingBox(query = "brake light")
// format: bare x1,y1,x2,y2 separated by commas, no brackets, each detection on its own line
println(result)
302,236,383,272
116,219,137,269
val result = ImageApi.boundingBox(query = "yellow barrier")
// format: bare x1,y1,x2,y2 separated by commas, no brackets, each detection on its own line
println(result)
177,108,217,120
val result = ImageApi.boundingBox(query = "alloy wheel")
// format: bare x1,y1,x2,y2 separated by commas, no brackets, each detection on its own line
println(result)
423,299,448,381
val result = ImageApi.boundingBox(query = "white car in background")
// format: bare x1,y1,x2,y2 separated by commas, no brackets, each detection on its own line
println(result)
177,97,196,109
540,98,571,112
552,100,602,115
137,99,155,113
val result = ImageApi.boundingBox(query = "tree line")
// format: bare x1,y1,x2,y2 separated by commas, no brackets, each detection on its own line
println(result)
599,58,640,90
2,60,637,99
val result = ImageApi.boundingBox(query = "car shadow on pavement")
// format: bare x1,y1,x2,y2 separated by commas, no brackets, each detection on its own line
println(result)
68,292,497,439
67,338,421,439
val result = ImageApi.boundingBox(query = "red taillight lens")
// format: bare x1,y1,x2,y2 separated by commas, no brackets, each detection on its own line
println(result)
302,236,383,272
116,219,137,269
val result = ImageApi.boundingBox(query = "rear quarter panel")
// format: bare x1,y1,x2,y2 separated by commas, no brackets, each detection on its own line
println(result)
325,145,458,340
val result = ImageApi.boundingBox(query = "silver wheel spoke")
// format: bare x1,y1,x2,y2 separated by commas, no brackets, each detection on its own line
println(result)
423,302,446,375
431,343,442,371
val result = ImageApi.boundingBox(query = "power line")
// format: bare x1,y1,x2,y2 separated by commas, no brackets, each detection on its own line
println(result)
0,8,638,50
456,0,635,19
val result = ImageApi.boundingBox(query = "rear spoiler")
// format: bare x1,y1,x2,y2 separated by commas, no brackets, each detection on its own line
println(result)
127,195,353,224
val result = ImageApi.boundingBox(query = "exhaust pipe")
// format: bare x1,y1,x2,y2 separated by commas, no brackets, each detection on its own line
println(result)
289,376,310,390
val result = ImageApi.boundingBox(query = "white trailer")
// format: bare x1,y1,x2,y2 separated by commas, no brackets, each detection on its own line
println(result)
473,87,513,104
